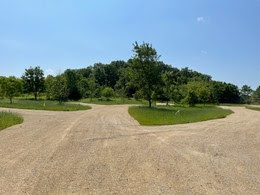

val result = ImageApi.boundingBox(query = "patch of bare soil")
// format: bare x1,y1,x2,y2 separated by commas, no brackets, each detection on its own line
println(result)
0,105,259,194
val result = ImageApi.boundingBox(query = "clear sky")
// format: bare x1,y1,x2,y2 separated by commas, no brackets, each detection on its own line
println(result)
0,0,259,89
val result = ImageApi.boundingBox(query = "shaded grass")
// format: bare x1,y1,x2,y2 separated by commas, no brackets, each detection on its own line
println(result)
246,106,260,111
0,99,91,111
128,106,233,126
0,112,23,131
81,98,147,105
219,103,246,107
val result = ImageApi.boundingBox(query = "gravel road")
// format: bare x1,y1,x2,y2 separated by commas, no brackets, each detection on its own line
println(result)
0,105,259,194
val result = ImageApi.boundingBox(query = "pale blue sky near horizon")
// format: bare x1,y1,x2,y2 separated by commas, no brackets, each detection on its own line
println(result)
0,0,259,89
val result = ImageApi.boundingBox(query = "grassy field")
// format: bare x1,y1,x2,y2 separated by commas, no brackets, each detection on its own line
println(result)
0,99,91,111
128,105,233,126
81,98,147,105
0,112,23,131
246,106,260,111
219,103,246,107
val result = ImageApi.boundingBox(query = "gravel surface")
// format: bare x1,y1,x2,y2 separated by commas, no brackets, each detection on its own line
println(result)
0,105,259,194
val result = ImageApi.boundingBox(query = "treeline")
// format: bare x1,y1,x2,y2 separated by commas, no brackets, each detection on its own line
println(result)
0,42,259,106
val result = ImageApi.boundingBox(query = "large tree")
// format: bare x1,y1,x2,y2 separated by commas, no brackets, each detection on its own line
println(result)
251,86,260,104
212,81,240,103
129,42,161,107
93,61,126,89
50,75,69,104
0,77,4,98
45,75,55,100
0,76,22,103
22,66,45,100
159,71,176,105
240,85,253,104
87,77,98,100
181,80,213,105
115,65,137,98
63,69,81,100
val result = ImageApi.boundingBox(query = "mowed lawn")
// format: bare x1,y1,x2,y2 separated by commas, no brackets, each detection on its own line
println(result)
0,112,23,131
246,106,260,111
0,99,91,111
128,106,233,125
81,98,147,105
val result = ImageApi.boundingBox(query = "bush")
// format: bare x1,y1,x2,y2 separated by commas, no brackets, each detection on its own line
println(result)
101,87,114,100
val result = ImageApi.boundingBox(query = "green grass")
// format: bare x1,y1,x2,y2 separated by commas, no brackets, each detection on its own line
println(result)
0,99,91,111
80,97,147,105
219,103,246,107
246,106,260,111
0,112,23,131
128,105,233,126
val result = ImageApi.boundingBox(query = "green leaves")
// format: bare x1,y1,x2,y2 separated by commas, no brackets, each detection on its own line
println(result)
251,86,260,104
49,75,69,103
0,76,22,103
21,66,45,100
45,74,69,103
240,85,253,104
101,87,114,100
129,42,162,107
181,80,213,106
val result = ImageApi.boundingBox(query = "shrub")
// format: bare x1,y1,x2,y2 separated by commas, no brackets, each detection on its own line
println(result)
101,87,114,100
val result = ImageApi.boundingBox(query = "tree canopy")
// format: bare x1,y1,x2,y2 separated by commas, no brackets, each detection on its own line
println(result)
0,76,22,103
128,42,162,107
1,42,257,106
22,66,45,100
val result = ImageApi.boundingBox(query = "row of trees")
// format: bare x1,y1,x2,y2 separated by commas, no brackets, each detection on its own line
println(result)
0,42,259,106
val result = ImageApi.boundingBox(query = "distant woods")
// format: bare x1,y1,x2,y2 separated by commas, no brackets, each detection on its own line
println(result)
0,42,259,106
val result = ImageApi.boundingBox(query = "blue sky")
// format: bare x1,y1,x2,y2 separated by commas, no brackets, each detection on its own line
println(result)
0,0,259,89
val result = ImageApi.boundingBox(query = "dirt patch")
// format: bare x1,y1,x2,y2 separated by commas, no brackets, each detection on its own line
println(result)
0,105,259,194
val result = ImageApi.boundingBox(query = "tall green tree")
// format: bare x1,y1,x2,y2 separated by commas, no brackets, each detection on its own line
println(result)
93,63,107,87
0,77,22,103
212,81,240,103
22,66,45,100
251,86,260,104
0,77,4,98
240,85,253,104
50,75,69,103
176,67,211,85
92,61,127,89
87,78,98,100
45,75,55,100
181,81,213,105
115,65,137,98
160,71,177,105
64,69,81,100
78,78,89,98
77,77,98,100
129,42,161,107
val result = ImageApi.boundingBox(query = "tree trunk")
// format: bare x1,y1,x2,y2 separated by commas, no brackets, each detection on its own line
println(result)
148,99,152,108
34,93,37,100
9,98,13,104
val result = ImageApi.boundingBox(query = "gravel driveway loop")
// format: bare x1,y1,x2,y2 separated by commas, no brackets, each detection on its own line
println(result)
0,105,259,194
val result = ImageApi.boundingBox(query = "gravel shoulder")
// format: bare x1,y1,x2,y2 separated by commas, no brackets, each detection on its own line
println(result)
0,105,259,194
